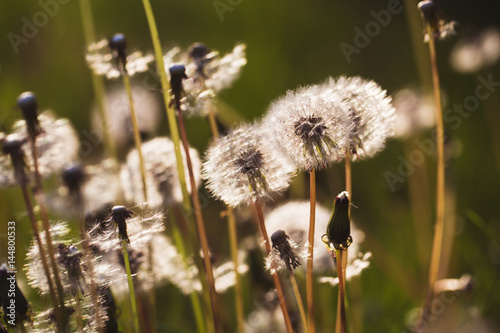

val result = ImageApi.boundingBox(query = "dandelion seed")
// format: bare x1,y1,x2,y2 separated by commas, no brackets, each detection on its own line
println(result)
264,201,366,272
393,88,434,138
163,43,246,116
11,112,79,178
203,123,294,207
328,76,396,159
450,27,500,74
418,0,457,42
86,34,154,79
263,82,352,170
120,137,201,207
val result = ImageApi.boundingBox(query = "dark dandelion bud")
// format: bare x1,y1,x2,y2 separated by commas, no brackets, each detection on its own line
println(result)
16,91,42,140
62,163,86,197
56,244,84,296
169,64,187,109
107,205,134,243
1,135,28,186
326,191,352,250
108,33,128,73
0,264,30,325
270,230,301,271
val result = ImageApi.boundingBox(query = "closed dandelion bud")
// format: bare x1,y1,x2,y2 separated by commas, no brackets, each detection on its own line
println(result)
107,205,134,243
326,191,352,250
418,0,456,42
268,230,302,273
16,91,41,139
0,264,30,325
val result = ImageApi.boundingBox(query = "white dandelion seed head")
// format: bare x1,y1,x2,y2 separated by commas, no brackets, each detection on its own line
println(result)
86,39,154,79
450,27,500,74
12,112,79,177
163,43,246,116
393,88,435,138
263,83,352,171
203,123,294,207
120,137,201,207
264,201,365,272
91,85,161,149
327,76,395,160
318,251,372,286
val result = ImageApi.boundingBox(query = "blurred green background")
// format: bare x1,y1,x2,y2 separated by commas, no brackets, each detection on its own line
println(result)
1,0,500,332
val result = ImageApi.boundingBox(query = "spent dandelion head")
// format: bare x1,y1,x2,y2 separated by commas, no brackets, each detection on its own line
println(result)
263,83,352,171
266,230,305,274
12,112,79,177
120,137,201,207
106,205,134,243
16,91,41,140
328,76,395,159
418,0,457,42
0,134,29,187
203,123,294,207
56,243,85,296
86,34,154,79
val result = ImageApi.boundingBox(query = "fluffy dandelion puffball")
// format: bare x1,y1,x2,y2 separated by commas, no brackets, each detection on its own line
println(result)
12,112,79,178
121,137,201,206
328,76,395,159
263,82,352,171
203,123,294,207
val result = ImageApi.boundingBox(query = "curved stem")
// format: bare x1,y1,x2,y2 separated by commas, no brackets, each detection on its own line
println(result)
254,201,294,333
307,169,317,333
122,240,140,333
122,74,149,203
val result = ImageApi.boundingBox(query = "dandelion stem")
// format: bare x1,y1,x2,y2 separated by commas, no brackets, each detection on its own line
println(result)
122,74,149,203
345,151,352,215
140,0,191,213
290,272,308,333
122,239,140,333
78,0,117,161
75,291,84,333
254,201,294,333
421,21,446,327
19,182,63,332
335,249,347,333
207,102,244,333
306,169,317,333
177,106,222,333
29,139,68,328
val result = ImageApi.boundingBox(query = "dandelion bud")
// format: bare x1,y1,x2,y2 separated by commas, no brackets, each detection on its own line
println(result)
0,264,30,325
270,230,301,272
62,164,86,196
108,205,134,243
326,191,352,250
16,91,41,139
418,0,456,42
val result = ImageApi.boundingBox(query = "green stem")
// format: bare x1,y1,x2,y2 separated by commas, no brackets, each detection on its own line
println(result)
75,291,84,333
140,0,191,213
306,169,317,333
78,0,117,161
122,73,149,203
122,240,140,333
422,21,446,321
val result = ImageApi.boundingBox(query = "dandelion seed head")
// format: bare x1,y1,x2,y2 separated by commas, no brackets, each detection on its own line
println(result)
266,230,305,274
12,112,79,177
393,88,434,138
120,137,201,207
263,83,351,170
328,76,395,159
203,123,294,207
